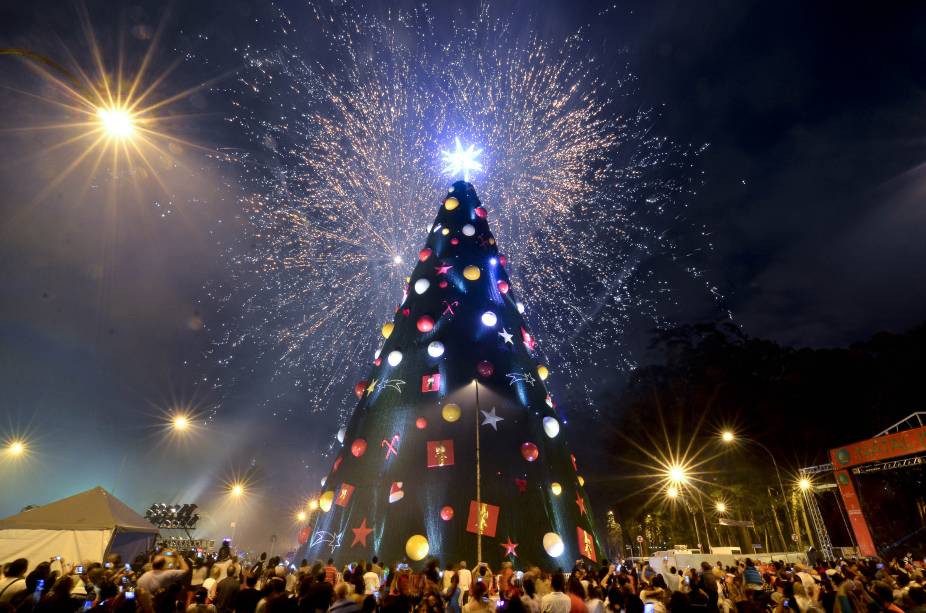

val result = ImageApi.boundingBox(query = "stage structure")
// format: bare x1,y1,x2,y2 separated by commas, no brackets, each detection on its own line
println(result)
801,413,926,558
303,181,601,567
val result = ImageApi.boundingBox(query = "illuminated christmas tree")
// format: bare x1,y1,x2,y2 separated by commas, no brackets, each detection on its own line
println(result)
303,180,600,568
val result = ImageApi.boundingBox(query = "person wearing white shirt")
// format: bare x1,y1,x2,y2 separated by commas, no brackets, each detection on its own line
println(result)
457,562,472,593
540,574,570,613
363,569,380,595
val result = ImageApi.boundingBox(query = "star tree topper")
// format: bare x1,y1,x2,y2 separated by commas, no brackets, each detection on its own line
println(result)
441,137,483,182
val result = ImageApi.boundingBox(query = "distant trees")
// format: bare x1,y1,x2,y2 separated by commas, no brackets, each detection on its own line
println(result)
584,320,926,554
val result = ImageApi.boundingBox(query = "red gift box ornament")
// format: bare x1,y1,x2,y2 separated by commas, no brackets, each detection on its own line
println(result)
466,500,499,538
427,439,455,467
577,526,597,562
421,372,441,393
335,482,355,507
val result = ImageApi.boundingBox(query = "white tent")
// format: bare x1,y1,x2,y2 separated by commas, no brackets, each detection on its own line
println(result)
0,486,158,566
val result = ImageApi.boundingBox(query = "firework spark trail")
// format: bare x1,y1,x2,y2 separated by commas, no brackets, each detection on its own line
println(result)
207,3,715,426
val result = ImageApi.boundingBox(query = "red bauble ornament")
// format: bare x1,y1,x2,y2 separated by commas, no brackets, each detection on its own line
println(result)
417,315,435,333
475,207,487,219
499,255,507,267
440,506,454,521
351,439,367,457
402,308,411,316
416,417,428,430
419,248,432,262
439,280,448,288
450,238,460,246
497,280,509,294
521,442,539,462
355,381,368,398
298,527,311,545
477,360,495,378
373,357,382,366
333,456,343,471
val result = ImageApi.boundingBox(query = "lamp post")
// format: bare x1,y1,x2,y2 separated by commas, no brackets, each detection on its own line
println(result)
666,466,711,553
721,431,798,551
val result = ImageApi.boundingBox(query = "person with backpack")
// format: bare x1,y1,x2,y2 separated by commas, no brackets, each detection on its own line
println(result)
0,559,29,605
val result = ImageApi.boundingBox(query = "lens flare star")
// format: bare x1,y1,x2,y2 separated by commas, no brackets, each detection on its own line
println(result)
1,6,208,204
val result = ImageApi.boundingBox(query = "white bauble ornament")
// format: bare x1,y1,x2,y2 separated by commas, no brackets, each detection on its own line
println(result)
481,311,498,327
543,416,560,439
462,224,476,236
414,278,430,294
516,302,525,313
428,341,445,358
387,350,403,366
336,427,346,444
543,532,565,557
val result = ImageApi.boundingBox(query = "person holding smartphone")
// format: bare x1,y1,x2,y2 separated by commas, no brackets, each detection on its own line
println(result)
137,550,190,595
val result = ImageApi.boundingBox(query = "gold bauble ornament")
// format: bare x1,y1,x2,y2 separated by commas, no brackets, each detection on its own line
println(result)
319,490,335,512
463,265,481,281
551,482,562,496
381,322,394,338
537,365,549,381
442,403,461,422
444,197,459,211
405,534,430,561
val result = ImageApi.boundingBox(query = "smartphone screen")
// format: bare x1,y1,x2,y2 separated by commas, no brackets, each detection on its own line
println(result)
645,605,655,613
77,566,84,574
125,592,135,600
125,564,131,571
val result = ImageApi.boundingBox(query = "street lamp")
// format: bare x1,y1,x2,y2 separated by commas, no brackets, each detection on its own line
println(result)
307,498,319,511
798,478,812,492
667,464,688,485
6,440,26,457
667,486,679,499
230,483,245,498
296,511,307,522
715,502,727,514
721,430,798,550
97,105,137,140
172,415,190,432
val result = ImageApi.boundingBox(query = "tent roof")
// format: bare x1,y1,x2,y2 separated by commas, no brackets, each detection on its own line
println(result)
0,487,158,533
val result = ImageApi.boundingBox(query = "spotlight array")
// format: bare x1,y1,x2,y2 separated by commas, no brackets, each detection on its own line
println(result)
144,503,200,530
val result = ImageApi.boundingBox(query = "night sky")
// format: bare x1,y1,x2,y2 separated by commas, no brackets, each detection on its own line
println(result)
2,0,925,551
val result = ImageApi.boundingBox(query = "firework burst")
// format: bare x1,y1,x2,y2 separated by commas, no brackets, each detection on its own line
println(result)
207,4,714,426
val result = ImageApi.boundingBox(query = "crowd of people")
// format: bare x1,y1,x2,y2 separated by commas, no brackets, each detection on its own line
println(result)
3,547,926,613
